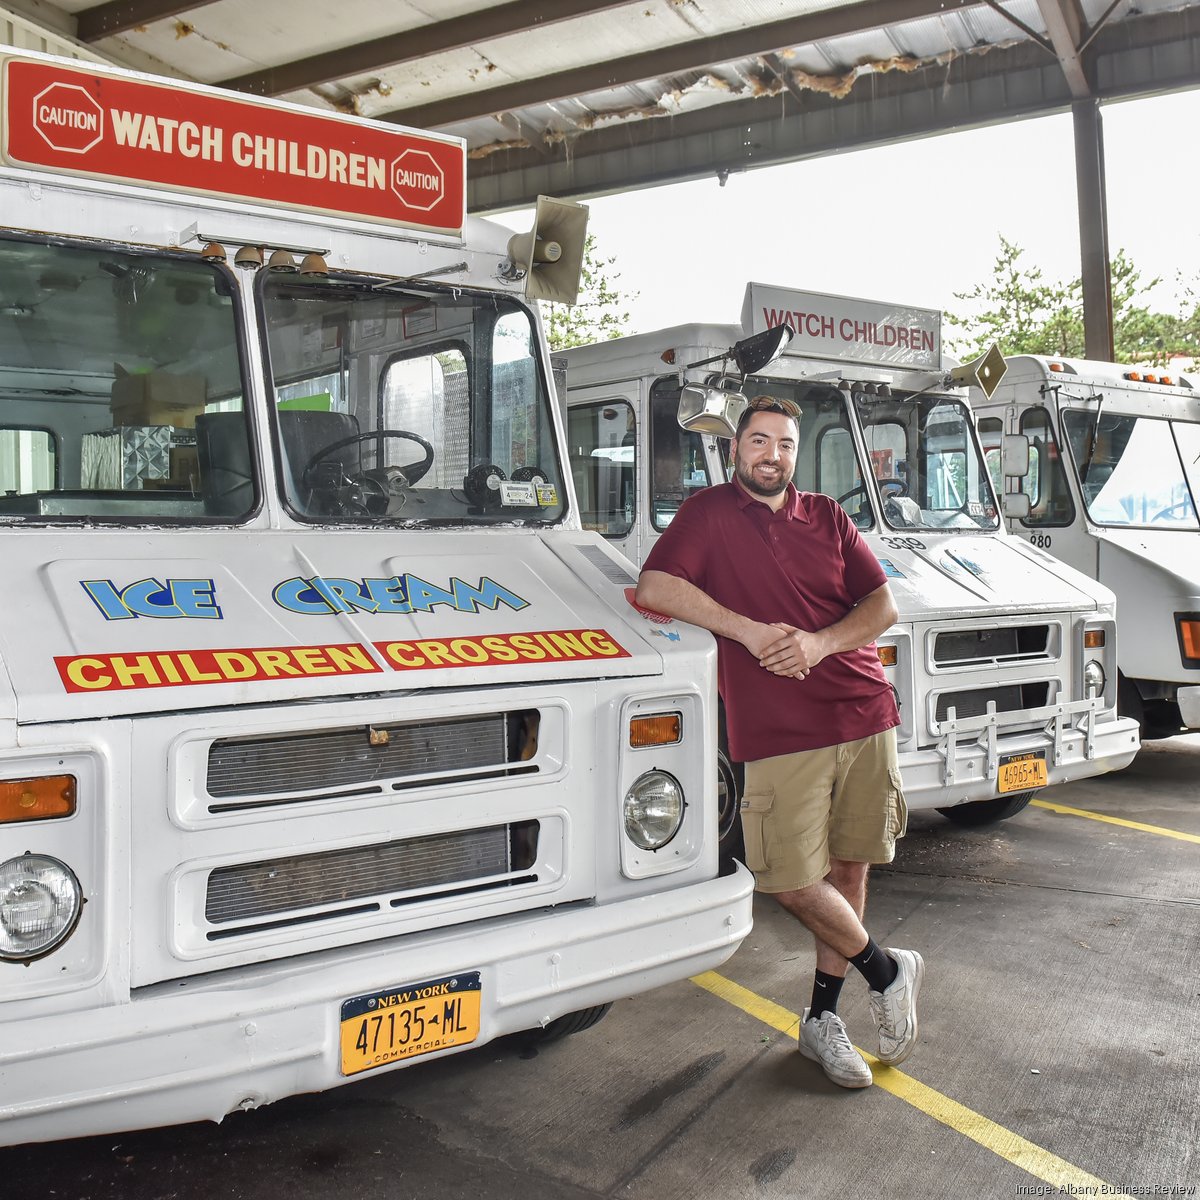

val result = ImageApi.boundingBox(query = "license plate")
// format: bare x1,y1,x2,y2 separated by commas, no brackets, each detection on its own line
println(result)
997,752,1048,793
339,971,482,1077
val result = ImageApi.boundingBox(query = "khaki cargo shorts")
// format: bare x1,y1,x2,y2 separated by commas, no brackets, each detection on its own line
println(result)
739,729,907,893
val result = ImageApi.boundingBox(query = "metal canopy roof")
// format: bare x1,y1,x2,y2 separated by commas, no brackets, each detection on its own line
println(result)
3,0,1199,214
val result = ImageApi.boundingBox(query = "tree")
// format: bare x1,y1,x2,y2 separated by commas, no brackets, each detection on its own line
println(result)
947,237,1198,365
542,234,638,351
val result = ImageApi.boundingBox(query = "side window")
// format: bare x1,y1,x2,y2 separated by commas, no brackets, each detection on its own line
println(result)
649,387,709,530
0,428,56,495
567,400,635,537
978,416,1003,495
818,426,869,526
1019,406,1075,527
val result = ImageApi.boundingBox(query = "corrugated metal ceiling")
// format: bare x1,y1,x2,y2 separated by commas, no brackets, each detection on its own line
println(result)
3,0,1199,209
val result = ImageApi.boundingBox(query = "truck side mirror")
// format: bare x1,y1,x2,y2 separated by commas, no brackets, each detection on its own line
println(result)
1003,492,1031,519
732,324,794,374
677,384,747,437
1001,434,1030,477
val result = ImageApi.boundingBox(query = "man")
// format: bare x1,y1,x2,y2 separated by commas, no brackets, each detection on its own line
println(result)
635,395,922,1090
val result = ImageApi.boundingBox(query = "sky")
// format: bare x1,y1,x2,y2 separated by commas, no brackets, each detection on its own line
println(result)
499,87,1200,348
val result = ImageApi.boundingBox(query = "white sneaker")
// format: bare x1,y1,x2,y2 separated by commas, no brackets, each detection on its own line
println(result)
798,1008,873,1089
868,948,924,1065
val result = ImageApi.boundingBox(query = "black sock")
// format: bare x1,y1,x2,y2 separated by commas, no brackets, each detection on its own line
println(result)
848,937,899,993
808,970,845,1020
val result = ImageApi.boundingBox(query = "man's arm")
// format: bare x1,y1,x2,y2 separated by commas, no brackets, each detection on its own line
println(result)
759,582,898,677
635,569,786,661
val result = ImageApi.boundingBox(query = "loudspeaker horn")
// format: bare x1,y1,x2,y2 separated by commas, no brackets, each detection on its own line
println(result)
506,196,589,305
948,342,1007,399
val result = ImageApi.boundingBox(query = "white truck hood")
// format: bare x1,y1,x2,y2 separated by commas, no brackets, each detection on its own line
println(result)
877,533,1108,618
0,530,665,723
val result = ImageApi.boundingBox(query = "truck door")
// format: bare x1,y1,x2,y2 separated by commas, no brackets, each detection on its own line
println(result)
566,386,640,565
981,405,1097,577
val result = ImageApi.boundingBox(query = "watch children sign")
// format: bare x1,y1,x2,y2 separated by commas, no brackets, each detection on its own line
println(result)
1,56,466,236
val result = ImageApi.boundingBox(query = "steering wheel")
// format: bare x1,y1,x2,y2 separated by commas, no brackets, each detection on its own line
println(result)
301,429,434,516
1150,499,1195,524
837,476,907,505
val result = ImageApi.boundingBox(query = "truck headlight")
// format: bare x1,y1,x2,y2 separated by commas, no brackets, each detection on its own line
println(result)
1084,660,1106,699
0,853,82,961
623,770,684,850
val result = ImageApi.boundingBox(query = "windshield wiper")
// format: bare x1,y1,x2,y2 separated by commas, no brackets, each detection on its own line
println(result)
1077,391,1105,487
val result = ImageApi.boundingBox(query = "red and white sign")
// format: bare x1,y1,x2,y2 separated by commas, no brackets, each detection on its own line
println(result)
1,56,466,236
742,283,942,370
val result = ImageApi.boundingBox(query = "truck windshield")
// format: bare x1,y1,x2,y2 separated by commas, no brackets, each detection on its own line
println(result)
0,235,246,523
856,393,999,532
261,275,565,526
1061,410,1200,529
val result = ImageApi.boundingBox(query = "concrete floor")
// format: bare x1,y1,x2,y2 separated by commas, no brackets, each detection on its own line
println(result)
4,735,1197,1199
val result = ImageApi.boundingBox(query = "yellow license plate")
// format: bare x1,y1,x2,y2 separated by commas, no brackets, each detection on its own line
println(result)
997,752,1048,793
339,972,481,1077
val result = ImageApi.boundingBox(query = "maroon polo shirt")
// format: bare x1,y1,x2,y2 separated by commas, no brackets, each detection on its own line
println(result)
642,479,898,762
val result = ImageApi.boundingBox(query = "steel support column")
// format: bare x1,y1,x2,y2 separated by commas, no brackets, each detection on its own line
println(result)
1072,98,1113,360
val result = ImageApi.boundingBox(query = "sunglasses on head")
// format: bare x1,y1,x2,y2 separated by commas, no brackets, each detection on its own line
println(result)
745,395,801,418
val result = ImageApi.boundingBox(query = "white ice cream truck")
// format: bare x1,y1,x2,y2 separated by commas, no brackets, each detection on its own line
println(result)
559,285,1140,845
0,51,753,1145
972,355,1200,738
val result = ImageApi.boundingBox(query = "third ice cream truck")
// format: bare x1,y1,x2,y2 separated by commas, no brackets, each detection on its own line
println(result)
972,354,1200,739
559,285,1140,845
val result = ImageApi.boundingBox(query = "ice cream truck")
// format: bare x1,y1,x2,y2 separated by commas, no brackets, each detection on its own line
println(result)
558,285,1140,846
972,355,1200,738
0,51,753,1146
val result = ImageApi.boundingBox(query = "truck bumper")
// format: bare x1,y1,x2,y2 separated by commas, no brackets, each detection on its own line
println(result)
1,865,754,1147
902,703,1141,812
1177,685,1200,729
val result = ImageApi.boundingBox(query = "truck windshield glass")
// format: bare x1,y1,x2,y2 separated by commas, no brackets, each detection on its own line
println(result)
856,394,999,531
1061,410,1199,529
567,399,634,536
261,276,564,525
0,236,246,523
649,379,712,530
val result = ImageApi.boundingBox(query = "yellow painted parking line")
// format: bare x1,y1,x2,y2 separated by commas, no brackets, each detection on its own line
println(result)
692,970,1111,1192
1031,798,1200,844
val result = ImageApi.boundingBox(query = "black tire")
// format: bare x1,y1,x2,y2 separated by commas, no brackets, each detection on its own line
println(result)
716,705,745,873
526,1003,612,1044
937,790,1036,826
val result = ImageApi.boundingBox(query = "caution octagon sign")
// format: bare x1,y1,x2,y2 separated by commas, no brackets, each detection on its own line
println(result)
33,81,103,153
2,56,466,236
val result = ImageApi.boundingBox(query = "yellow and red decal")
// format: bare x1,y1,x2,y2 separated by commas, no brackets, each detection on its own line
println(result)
375,628,630,671
55,629,630,692
1,57,466,235
55,643,383,693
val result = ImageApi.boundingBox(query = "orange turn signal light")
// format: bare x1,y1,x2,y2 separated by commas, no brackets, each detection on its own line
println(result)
877,645,898,667
629,713,682,748
1180,617,1200,663
1083,630,1106,649
0,775,76,824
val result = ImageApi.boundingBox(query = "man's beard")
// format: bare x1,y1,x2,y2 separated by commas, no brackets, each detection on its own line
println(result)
735,457,789,498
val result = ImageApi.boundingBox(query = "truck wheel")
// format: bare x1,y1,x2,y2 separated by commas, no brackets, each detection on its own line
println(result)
937,790,1036,826
717,706,745,872
526,1004,612,1044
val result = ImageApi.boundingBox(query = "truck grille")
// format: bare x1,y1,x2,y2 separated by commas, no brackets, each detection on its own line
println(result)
935,682,1052,722
933,625,1051,666
206,711,536,808
205,820,540,932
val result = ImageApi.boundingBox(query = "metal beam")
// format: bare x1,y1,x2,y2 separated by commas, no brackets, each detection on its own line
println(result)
464,8,1200,212
1035,0,1092,97
383,0,980,128
1073,99,1114,359
76,0,220,42
218,0,633,97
